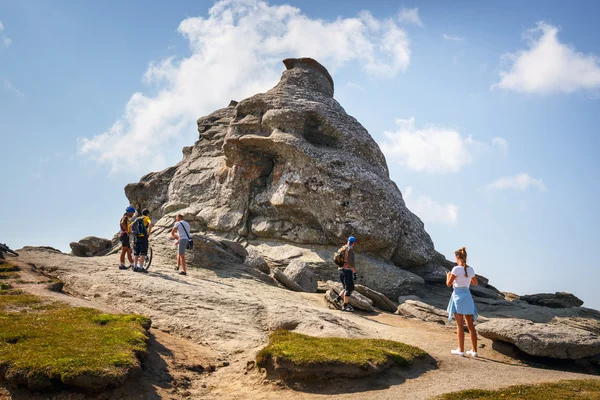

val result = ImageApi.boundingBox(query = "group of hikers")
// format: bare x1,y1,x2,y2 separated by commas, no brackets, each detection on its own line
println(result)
118,206,192,276
117,207,479,358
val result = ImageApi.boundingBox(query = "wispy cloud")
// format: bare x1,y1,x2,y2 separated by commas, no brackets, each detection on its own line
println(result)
346,82,365,92
39,157,50,164
404,187,458,225
79,0,414,173
485,173,547,192
443,33,465,42
492,137,509,155
0,21,11,48
379,117,487,174
398,7,423,27
493,22,600,94
4,80,24,97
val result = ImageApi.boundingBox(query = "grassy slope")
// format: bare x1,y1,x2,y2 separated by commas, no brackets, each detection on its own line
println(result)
436,380,600,400
257,330,427,369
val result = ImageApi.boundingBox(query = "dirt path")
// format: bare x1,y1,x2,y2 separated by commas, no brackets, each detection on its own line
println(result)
7,250,600,399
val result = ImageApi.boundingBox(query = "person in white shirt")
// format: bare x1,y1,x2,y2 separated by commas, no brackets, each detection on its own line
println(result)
171,214,192,276
446,246,479,357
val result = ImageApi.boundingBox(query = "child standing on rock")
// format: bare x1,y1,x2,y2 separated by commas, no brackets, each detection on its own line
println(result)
446,246,479,357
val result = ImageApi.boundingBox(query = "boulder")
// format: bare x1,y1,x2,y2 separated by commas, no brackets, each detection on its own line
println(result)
325,281,374,312
470,285,505,300
475,274,489,287
272,268,305,292
283,260,317,293
398,295,422,304
520,292,584,308
354,284,396,312
123,58,439,270
78,236,112,255
70,242,92,257
477,318,600,359
244,249,270,274
395,300,448,325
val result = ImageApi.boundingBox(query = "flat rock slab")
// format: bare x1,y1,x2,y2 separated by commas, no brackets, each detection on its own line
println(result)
354,284,396,312
477,318,600,359
520,292,584,309
325,281,374,312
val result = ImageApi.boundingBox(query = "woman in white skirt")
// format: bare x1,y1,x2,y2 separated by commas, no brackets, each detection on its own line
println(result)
446,246,479,357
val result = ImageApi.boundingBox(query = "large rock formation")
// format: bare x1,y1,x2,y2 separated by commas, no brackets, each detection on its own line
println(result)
125,58,440,271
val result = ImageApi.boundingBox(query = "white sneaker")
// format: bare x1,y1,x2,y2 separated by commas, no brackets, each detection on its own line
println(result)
466,350,478,357
450,348,464,356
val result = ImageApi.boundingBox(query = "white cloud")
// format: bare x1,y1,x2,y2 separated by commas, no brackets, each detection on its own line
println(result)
379,117,486,174
492,136,509,155
79,0,413,173
494,22,600,94
39,157,50,163
398,7,423,27
346,81,365,92
0,21,10,48
403,187,458,225
4,80,23,97
443,34,464,42
485,173,547,192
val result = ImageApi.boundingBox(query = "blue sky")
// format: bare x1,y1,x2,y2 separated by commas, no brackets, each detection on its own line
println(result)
1,0,599,308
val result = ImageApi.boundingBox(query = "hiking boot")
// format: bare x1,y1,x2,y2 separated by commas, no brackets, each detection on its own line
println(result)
119,264,128,270
341,304,353,312
179,271,187,276
175,265,180,271
133,266,142,273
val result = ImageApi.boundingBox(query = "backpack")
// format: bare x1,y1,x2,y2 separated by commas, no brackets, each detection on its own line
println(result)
131,217,147,237
333,245,347,267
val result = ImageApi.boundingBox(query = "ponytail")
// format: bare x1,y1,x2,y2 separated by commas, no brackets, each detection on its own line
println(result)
454,247,468,277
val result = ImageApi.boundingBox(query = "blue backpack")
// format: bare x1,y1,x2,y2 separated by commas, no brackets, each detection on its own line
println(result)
131,217,147,237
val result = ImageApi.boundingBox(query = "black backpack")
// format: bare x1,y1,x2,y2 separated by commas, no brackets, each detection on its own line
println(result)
131,217,147,237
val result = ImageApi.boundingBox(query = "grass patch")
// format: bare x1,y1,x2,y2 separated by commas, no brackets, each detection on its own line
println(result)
256,330,427,379
0,271,19,280
0,293,151,390
0,290,42,310
0,283,11,291
0,263,19,273
435,379,600,399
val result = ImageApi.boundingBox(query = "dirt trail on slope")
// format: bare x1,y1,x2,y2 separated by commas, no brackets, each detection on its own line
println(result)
7,250,600,400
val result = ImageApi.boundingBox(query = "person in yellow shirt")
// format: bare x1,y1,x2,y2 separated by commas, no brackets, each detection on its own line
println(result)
118,206,136,270
133,209,153,272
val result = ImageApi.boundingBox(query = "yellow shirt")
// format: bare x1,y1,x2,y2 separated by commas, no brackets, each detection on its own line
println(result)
120,215,131,234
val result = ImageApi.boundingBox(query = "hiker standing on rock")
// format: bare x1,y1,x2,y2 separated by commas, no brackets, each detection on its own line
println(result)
335,236,358,312
132,209,152,273
171,214,192,276
446,246,479,357
118,206,136,270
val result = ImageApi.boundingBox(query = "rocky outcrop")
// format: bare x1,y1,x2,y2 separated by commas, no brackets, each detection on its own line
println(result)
477,318,600,359
354,284,396,312
395,300,448,325
283,260,317,293
325,281,374,312
70,237,112,257
124,58,438,271
273,268,305,292
520,292,584,309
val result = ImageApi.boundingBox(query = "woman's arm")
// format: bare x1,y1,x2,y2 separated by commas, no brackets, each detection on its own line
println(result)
470,276,478,286
446,272,456,287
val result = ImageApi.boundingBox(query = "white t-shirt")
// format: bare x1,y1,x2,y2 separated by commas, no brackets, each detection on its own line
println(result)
174,220,191,240
451,266,475,288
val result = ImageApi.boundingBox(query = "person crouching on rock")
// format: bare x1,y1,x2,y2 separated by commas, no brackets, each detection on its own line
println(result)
171,214,192,276
446,246,479,357
337,236,358,312
133,209,152,273
118,206,136,270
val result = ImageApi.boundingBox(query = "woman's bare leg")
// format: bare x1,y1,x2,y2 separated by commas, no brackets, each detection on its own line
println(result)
465,314,477,352
455,313,465,352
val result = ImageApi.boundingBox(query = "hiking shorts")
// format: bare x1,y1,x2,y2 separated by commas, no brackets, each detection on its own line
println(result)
339,268,354,296
178,239,188,255
119,233,130,248
134,237,148,257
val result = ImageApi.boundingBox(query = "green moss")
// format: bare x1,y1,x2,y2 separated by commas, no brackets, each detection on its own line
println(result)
0,305,150,386
256,330,426,369
435,380,600,400
0,283,11,291
0,290,41,310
